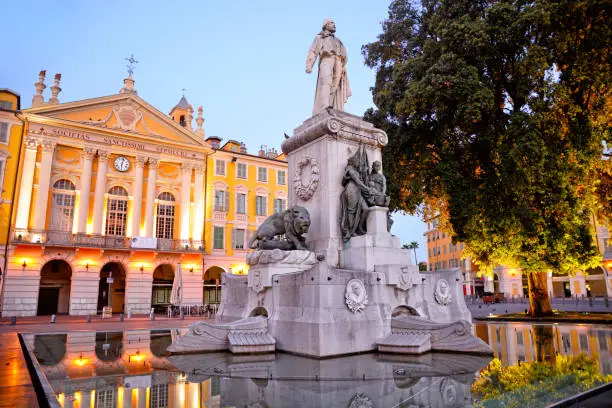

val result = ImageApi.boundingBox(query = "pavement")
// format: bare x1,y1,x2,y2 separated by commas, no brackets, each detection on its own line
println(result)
0,313,205,334
467,296,612,319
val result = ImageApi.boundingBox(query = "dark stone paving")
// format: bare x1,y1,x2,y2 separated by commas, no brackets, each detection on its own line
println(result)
0,333,39,407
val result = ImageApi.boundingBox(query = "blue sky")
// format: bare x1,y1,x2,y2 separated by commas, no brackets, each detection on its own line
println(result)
1,0,427,263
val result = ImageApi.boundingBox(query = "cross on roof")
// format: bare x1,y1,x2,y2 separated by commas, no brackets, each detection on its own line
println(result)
125,54,139,76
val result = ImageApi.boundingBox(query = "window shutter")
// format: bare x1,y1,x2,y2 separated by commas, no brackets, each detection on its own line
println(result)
0,123,8,143
231,228,236,249
263,197,268,215
225,191,230,212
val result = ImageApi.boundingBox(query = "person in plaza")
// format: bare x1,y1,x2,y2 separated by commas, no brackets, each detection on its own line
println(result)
305,18,351,115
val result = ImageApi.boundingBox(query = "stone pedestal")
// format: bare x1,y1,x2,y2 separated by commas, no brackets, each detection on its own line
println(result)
170,109,491,358
282,109,388,267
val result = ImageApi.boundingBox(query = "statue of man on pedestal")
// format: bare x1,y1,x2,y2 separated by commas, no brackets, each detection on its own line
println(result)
306,19,351,115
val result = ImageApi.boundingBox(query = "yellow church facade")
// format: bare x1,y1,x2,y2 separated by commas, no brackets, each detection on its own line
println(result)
0,71,286,317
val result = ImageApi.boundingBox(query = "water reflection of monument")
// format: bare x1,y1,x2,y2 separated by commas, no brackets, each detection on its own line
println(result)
26,324,611,407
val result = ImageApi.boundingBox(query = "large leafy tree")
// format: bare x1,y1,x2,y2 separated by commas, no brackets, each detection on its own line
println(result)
363,0,610,316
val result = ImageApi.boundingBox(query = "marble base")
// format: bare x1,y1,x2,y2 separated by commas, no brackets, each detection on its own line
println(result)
212,262,480,358
378,316,493,355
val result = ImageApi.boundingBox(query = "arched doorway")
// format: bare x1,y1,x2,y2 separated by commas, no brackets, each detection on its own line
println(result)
152,264,174,312
203,266,224,305
97,263,126,314
37,260,72,315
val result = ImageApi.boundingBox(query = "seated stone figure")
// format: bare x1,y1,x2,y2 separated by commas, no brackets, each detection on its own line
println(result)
248,205,311,250
366,161,390,207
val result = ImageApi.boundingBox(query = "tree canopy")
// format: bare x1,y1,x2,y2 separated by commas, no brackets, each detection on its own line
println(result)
363,0,610,276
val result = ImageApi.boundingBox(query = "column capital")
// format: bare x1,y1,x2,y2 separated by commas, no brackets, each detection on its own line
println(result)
24,136,40,150
148,158,160,169
97,150,111,161
181,162,195,174
194,165,205,174
41,140,57,153
135,155,147,168
82,146,97,160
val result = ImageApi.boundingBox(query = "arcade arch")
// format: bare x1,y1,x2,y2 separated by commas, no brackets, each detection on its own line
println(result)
204,266,224,304
97,262,126,314
37,260,72,315
152,264,174,311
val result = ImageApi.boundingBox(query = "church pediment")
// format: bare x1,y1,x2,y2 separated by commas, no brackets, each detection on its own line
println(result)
25,93,208,148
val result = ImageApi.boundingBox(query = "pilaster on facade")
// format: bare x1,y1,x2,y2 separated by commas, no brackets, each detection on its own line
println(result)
92,150,110,234
32,140,57,231
144,158,159,237
14,137,40,231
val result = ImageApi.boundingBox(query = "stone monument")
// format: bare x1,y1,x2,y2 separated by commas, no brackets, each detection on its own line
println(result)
168,19,492,358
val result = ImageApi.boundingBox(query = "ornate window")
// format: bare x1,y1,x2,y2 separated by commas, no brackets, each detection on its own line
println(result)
0,122,8,144
274,198,286,213
215,160,226,176
213,226,225,249
257,167,268,182
236,163,247,179
236,193,246,214
156,192,175,240
255,195,267,216
49,179,76,231
214,190,229,212
277,170,286,185
232,228,246,249
105,186,128,236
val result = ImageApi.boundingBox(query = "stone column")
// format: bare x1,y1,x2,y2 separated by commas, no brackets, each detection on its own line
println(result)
179,163,193,241
131,156,146,237
32,140,56,231
92,151,110,234
76,147,96,233
143,159,158,237
192,166,205,244
15,137,40,230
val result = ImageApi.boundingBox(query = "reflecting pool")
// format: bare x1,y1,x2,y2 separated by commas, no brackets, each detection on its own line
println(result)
24,322,612,407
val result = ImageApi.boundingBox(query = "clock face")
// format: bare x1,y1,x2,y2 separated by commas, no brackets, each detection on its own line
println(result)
114,156,130,172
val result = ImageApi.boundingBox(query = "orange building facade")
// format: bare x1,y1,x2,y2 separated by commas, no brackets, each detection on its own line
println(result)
0,71,288,317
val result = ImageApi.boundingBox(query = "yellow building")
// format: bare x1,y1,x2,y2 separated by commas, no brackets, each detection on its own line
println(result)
0,89,25,282
425,217,612,299
202,137,287,304
1,71,213,316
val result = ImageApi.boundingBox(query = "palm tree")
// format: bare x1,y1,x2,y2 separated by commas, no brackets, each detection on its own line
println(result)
410,241,419,265
402,242,420,265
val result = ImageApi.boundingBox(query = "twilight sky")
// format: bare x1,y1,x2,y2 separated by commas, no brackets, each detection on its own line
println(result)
1,0,427,263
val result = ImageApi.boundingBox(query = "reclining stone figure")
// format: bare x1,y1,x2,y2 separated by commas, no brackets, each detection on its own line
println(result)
248,205,311,250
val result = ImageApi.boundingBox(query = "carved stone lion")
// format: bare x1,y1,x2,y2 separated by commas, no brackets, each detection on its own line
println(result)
248,205,311,250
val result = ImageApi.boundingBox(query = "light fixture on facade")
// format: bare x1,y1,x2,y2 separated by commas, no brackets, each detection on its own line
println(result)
85,262,89,271
140,264,144,273
74,352,88,367
21,259,27,269
129,350,145,363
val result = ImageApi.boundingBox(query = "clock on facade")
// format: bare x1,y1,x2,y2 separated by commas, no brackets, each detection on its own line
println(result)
114,156,130,172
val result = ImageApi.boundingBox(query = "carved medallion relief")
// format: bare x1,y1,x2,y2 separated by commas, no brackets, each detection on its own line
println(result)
293,156,319,201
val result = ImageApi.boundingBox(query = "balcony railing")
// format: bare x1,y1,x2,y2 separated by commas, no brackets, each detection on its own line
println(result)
11,229,204,252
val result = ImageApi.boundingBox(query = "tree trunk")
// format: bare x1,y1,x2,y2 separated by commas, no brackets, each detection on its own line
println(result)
413,249,418,265
527,271,553,317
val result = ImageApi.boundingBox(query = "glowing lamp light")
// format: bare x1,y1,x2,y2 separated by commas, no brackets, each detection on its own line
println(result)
129,350,145,363
74,353,88,367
